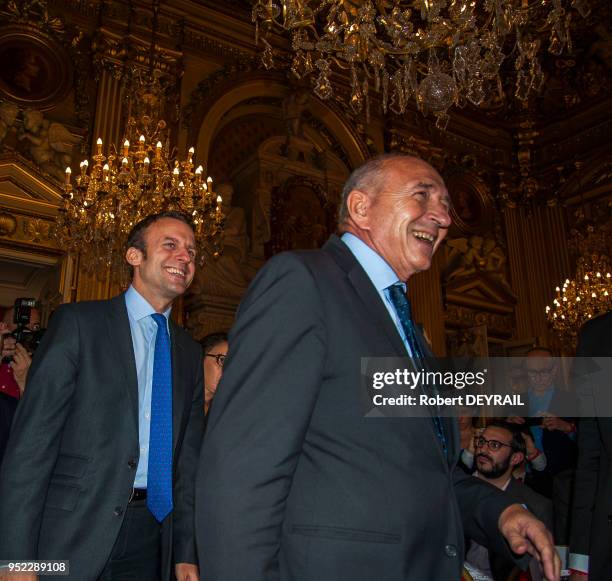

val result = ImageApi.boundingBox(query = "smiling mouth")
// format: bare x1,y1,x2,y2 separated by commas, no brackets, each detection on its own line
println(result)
412,230,437,245
165,266,186,279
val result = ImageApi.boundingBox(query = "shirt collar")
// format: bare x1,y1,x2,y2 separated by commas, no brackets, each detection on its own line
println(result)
125,285,171,322
528,386,555,400
341,232,404,292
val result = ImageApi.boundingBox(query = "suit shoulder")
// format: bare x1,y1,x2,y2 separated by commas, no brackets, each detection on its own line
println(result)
49,298,118,324
263,246,341,280
266,247,327,268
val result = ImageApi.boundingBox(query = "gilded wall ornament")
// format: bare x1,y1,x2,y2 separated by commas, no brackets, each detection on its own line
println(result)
0,212,18,236
0,25,72,110
445,171,495,235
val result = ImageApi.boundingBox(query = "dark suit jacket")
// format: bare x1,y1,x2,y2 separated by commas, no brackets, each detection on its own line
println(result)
527,388,578,499
541,389,577,474
196,235,518,581
489,478,554,581
0,391,18,465
570,311,612,581
0,294,204,580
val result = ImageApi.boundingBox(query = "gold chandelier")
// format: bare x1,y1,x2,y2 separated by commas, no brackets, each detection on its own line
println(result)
546,223,611,341
252,0,591,127
57,69,224,276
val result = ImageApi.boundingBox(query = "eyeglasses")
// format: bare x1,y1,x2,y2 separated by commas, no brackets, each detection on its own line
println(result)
205,353,226,367
475,436,514,452
526,368,555,377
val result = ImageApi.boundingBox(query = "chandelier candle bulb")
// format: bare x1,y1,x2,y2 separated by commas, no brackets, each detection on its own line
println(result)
54,69,224,275
546,223,611,341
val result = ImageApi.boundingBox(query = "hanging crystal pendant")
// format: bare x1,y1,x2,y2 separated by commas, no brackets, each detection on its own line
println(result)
313,59,333,100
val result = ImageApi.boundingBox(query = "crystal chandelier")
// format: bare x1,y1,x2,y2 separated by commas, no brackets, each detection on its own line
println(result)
57,69,224,277
546,224,611,341
252,0,591,127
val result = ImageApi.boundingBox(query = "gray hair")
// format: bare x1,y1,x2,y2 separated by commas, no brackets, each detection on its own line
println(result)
337,154,421,228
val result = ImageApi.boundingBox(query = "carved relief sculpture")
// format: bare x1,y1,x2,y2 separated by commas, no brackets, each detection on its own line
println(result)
18,109,80,183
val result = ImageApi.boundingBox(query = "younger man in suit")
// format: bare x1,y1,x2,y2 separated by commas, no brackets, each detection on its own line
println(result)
0,211,203,581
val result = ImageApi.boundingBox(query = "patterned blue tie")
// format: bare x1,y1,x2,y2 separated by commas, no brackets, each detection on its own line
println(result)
387,283,447,456
147,313,173,522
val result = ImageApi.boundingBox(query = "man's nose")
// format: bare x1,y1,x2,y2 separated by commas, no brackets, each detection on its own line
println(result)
429,200,452,228
175,246,192,262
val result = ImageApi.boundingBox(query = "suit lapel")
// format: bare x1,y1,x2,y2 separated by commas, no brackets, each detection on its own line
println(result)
108,294,139,429
324,236,407,357
324,236,457,467
170,322,187,454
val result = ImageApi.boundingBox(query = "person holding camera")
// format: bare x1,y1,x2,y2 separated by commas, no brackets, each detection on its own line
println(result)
1,330,33,394
0,305,37,464
0,304,38,398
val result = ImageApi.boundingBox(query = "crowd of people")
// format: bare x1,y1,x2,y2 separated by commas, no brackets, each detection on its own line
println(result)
0,154,609,581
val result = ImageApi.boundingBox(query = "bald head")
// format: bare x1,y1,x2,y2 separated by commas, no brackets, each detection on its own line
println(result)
339,154,451,281
338,154,435,230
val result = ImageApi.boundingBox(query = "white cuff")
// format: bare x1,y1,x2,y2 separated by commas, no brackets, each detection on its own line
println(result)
569,553,589,574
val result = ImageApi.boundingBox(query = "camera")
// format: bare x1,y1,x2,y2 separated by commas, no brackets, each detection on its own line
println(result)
1,297,45,364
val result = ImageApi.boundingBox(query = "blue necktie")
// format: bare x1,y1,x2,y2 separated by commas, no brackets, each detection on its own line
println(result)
387,283,447,455
147,313,173,522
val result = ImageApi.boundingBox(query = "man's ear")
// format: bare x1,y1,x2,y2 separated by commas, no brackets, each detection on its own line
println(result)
510,451,525,468
346,190,371,228
125,246,143,268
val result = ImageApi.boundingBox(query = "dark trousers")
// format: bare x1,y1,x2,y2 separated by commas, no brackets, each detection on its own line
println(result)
98,500,161,581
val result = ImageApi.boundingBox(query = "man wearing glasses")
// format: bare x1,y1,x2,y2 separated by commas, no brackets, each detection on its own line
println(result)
466,421,553,581
509,347,577,543
200,332,228,415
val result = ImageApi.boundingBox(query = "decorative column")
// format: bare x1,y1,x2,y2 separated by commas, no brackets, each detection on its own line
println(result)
74,30,128,302
504,203,571,348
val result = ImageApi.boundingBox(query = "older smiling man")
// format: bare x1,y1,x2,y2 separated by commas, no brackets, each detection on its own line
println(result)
196,155,560,581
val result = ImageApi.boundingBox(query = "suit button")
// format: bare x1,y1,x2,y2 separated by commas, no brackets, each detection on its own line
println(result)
127,459,137,469
114,506,123,516
445,544,457,558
